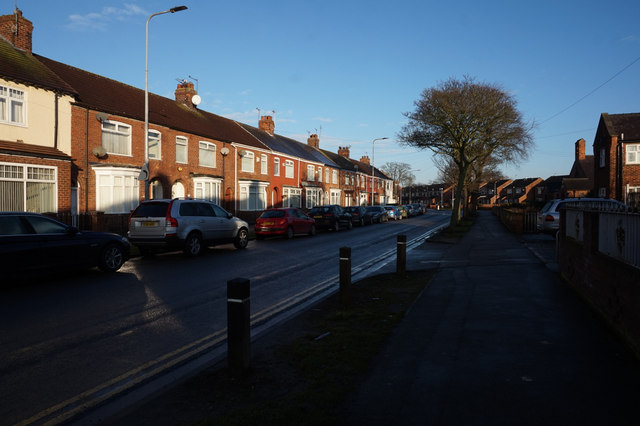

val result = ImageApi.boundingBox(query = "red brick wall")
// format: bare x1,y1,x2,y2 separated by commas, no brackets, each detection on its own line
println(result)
71,106,234,213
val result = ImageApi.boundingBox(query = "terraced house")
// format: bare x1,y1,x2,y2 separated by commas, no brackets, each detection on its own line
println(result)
0,8,393,229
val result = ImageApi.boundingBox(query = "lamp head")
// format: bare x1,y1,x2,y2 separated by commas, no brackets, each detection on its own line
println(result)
170,5,188,13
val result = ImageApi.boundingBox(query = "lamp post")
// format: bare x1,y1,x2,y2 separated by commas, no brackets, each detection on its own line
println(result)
370,137,388,205
144,5,188,200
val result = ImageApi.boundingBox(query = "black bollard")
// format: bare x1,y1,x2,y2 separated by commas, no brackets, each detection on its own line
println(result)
227,277,250,376
397,234,406,276
339,246,351,306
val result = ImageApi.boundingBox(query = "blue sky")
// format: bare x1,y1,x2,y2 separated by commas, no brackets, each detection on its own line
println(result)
16,0,640,184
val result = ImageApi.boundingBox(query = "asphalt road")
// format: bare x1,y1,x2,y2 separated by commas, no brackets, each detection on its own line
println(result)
0,211,450,425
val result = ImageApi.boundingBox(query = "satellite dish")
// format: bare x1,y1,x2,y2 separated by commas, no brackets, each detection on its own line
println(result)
220,147,230,156
238,150,247,157
191,94,201,106
92,146,107,158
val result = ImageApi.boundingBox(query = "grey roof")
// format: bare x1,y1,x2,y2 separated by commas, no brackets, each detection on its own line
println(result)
237,123,339,167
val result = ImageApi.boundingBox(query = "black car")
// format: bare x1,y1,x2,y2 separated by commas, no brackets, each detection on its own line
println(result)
0,212,130,275
365,206,389,223
308,205,353,231
342,206,372,226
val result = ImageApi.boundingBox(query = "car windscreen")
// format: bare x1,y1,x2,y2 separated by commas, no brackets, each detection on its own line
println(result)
131,202,170,217
260,210,286,218
309,207,330,214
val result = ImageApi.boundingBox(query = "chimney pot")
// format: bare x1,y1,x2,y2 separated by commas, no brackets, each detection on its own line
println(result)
259,115,275,135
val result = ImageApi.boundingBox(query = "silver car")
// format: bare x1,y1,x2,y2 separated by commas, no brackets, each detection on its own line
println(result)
537,198,626,233
128,198,249,256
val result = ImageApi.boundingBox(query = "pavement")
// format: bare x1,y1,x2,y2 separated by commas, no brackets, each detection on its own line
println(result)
340,210,640,425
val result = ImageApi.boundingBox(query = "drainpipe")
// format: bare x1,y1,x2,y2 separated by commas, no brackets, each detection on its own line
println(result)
234,145,238,214
85,108,89,213
54,93,59,149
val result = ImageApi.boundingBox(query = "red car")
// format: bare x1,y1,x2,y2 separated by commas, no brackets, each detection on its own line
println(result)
255,208,316,239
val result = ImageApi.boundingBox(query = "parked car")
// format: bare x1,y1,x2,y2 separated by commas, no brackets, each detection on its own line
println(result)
397,205,408,219
410,203,425,215
365,206,389,223
537,198,626,233
255,208,316,239
384,206,400,220
0,212,129,274
128,198,249,256
343,206,372,226
308,205,353,231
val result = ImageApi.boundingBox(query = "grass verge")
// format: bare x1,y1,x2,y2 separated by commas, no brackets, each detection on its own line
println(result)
115,270,433,426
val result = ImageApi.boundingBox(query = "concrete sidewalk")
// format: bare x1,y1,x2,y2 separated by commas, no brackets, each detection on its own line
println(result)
342,210,640,425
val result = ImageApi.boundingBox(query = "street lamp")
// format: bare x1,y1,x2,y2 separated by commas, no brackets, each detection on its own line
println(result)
370,137,388,205
144,5,188,200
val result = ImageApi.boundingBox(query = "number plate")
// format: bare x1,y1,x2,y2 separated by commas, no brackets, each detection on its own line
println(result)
141,221,157,227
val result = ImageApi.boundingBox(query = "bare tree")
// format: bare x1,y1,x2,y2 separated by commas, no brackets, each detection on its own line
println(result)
380,162,416,201
398,76,534,227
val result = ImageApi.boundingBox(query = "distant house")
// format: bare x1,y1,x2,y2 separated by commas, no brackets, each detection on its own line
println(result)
593,112,640,203
479,179,512,206
563,137,594,198
502,177,543,205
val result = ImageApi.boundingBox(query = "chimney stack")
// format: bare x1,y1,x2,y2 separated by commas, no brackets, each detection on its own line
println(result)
259,115,275,135
0,9,33,53
174,81,198,108
575,138,586,161
307,134,319,149
338,146,350,158
360,155,370,165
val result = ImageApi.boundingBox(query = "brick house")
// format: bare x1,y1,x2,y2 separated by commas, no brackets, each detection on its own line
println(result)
593,112,640,203
1,8,399,227
479,179,512,206
0,9,76,214
501,177,543,205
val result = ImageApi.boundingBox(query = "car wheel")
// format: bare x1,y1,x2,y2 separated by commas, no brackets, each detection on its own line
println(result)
234,228,249,249
184,232,202,257
309,224,316,236
99,243,125,272
285,226,294,239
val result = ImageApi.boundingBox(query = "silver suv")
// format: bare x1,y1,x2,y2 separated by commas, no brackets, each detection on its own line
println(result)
128,199,249,256
537,197,626,233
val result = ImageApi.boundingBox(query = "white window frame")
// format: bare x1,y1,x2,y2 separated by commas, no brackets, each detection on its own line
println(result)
332,170,338,184
0,162,57,212
599,187,607,197
148,129,161,160
325,168,330,183
193,177,221,203
274,157,280,176
625,144,640,165
101,120,131,156
261,154,268,175
318,167,322,182
239,181,267,211
199,141,216,168
307,165,315,181
241,151,255,173
284,160,294,179
283,187,301,208
0,84,26,126
176,136,188,164
305,187,322,209
330,189,341,205
93,167,140,214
